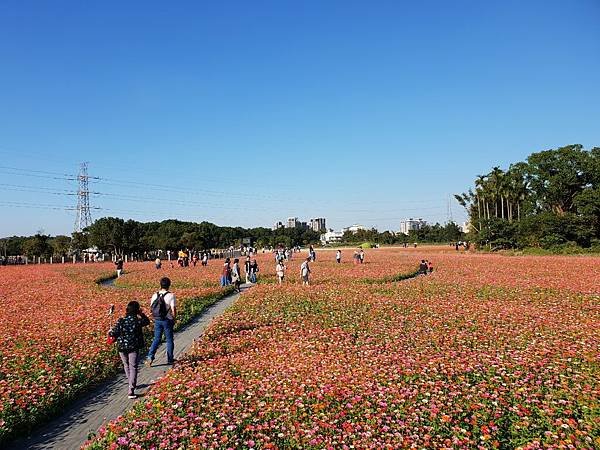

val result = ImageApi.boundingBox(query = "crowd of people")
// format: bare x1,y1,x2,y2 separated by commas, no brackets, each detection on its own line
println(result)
174,250,211,267
220,256,259,291
107,245,438,399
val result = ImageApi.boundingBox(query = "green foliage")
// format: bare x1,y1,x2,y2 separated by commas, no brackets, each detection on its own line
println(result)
21,234,53,258
0,236,28,256
340,223,465,246
49,235,71,257
77,219,321,256
458,145,600,250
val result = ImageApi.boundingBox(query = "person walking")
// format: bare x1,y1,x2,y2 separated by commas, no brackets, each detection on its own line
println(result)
154,256,161,270
108,301,150,398
428,260,434,273
419,259,428,275
145,277,177,366
250,259,259,283
244,256,251,284
300,257,311,286
221,258,231,287
336,250,341,264
276,260,286,285
115,258,124,277
202,252,208,266
231,258,242,292
359,249,365,264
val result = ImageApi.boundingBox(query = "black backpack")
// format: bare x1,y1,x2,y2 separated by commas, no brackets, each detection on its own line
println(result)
151,291,169,320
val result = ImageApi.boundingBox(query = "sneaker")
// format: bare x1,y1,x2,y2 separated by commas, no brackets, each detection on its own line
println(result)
144,357,153,367
128,393,137,399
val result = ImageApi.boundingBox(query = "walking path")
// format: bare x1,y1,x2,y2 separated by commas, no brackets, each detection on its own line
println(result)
7,284,248,450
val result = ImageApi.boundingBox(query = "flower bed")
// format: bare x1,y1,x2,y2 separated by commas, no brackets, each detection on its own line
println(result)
0,260,232,443
84,249,599,449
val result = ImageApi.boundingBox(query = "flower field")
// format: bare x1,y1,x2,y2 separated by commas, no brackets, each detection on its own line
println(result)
85,248,600,449
0,260,231,443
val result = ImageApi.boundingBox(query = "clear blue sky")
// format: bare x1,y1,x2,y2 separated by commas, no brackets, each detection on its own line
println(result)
1,0,599,236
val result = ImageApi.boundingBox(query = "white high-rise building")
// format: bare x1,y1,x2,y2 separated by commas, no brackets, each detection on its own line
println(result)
399,218,427,235
287,217,299,228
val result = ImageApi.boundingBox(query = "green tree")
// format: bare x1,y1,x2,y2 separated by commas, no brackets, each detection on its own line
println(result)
22,234,53,258
87,217,126,255
50,235,71,257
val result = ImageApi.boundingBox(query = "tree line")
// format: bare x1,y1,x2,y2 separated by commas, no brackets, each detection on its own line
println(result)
339,222,464,245
1,218,322,259
455,144,600,250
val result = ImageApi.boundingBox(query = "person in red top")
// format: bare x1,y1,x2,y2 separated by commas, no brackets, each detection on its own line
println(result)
220,258,231,286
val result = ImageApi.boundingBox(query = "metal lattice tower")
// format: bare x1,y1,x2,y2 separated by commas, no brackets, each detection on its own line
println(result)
447,194,454,223
74,162,93,232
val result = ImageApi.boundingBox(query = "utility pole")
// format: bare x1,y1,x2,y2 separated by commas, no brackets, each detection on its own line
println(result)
74,162,93,233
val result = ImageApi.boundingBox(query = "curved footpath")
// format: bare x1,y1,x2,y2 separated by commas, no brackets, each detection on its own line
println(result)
7,284,249,450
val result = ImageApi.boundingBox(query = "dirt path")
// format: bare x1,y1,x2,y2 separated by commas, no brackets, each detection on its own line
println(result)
7,285,247,450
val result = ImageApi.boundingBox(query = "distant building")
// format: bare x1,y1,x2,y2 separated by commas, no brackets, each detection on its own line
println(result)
342,224,366,234
321,230,344,245
287,217,299,228
310,218,327,233
272,221,284,231
399,218,427,235
461,221,471,234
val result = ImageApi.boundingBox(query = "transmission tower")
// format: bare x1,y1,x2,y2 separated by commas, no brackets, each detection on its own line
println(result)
446,194,454,223
74,162,93,232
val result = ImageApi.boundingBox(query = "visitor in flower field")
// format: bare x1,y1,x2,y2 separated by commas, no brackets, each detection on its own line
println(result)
336,249,341,263
145,277,177,366
419,259,428,275
202,252,208,266
109,300,150,399
220,258,231,286
249,258,259,283
244,256,251,283
301,257,311,286
115,258,124,277
154,256,161,270
428,260,434,273
353,249,360,265
359,249,365,264
276,259,286,284
231,258,242,292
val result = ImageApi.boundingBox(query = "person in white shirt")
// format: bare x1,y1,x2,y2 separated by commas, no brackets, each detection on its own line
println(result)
336,250,341,264
276,261,286,284
145,277,177,366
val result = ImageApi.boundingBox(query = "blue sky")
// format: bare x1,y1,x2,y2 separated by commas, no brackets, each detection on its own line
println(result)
1,0,599,236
